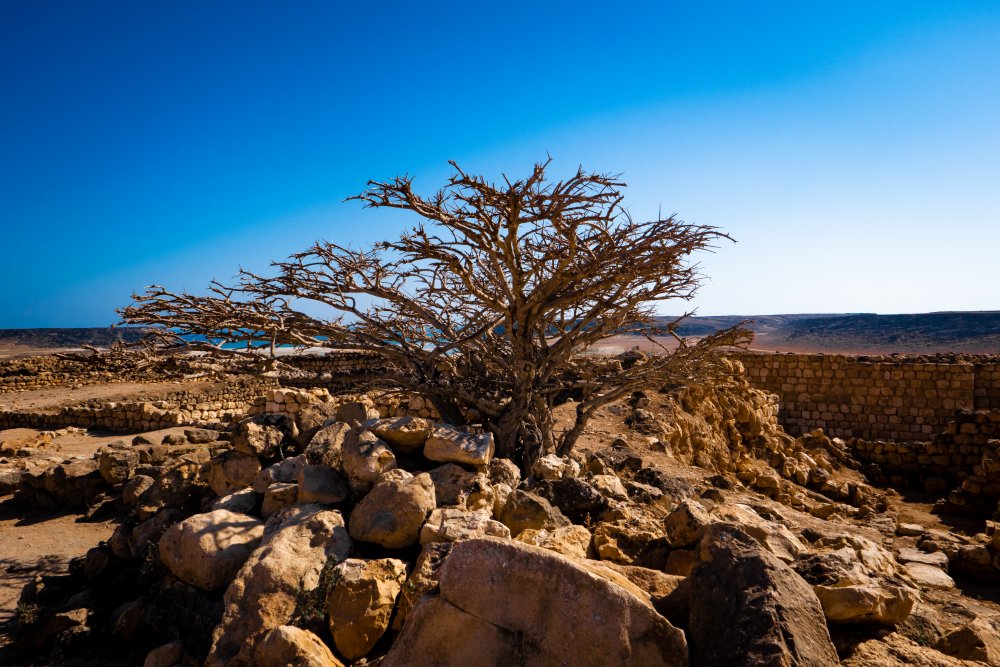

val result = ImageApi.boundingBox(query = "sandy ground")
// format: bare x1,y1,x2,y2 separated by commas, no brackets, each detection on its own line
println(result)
0,379,235,414
0,425,191,641
0,496,116,629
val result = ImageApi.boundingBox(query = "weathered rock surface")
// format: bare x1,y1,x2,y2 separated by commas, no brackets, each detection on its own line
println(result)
326,558,408,661
254,625,345,667
936,617,1000,665
424,425,494,466
206,506,352,667
419,508,511,544
498,489,571,537
158,509,264,592
297,464,349,505
232,414,296,458
253,455,307,493
342,429,397,494
205,450,261,497
368,415,432,454
659,523,839,667
516,524,593,559
304,421,350,468
349,469,436,548
382,537,688,666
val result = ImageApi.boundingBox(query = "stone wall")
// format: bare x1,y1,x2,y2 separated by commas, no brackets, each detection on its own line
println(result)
0,378,277,433
732,352,1000,441
849,409,1000,506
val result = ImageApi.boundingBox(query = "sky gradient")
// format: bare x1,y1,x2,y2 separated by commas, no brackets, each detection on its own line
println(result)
2,2,999,327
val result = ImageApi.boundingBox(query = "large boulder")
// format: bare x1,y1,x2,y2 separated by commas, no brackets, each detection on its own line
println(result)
206,506,352,667
254,625,345,667
395,542,453,629
342,430,397,494
424,425,494,466
205,450,262,497
534,477,608,524
158,509,264,592
382,537,688,666
794,532,919,625
253,455,307,493
428,463,494,510
97,443,139,484
297,464,349,506
232,414,297,458
304,421,350,468
515,524,593,559
349,469,436,548
326,558,408,661
658,523,839,667
19,458,107,508
498,490,571,537
368,416,432,454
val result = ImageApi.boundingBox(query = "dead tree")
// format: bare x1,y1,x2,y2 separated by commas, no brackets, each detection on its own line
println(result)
121,159,752,467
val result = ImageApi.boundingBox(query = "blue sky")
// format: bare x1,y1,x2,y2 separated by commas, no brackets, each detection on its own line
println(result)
2,1,998,327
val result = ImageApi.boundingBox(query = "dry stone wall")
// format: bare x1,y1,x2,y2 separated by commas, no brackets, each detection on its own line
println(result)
0,378,276,432
732,352,1000,441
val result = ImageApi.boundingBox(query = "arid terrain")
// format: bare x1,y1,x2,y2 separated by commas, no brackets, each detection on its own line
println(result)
0,344,1000,665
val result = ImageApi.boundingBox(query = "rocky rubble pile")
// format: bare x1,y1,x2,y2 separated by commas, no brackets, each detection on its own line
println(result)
5,384,997,666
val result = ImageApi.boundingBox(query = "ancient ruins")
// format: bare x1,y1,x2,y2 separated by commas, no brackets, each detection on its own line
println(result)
2,346,1000,665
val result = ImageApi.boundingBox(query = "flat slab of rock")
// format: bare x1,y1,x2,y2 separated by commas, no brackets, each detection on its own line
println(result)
905,562,956,590
424,425,494,466
898,547,949,569
383,537,688,666
368,416,432,454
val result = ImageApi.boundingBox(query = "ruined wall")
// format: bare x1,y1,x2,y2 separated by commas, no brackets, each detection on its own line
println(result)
731,352,1000,441
0,378,277,433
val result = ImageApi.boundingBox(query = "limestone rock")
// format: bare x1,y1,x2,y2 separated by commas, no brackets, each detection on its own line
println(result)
336,400,380,425
349,469,436,548
936,617,1000,664
253,455,307,493
342,429,397,494
326,558,408,661
97,444,139,484
205,450,261,497
232,414,296,458
843,632,974,666
591,473,630,500
206,506,352,667
382,537,688,666
664,499,713,548
424,425,494,466
394,542,452,629
158,509,264,592
368,415,432,454
211,487,258,514
428,463,492,509
254,625,345,667
516,524,593,559
261,482,299,519
531,453,573,480
420,508,511,544
487,457,521,488
498,489,570,537
905,562,956,590
304,421,350,468
297,464,349,506
534,477,608,524
813,583,918,625
658,523,839,667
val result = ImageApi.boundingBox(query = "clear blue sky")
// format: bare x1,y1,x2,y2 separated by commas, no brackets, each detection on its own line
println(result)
2,1,998,327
